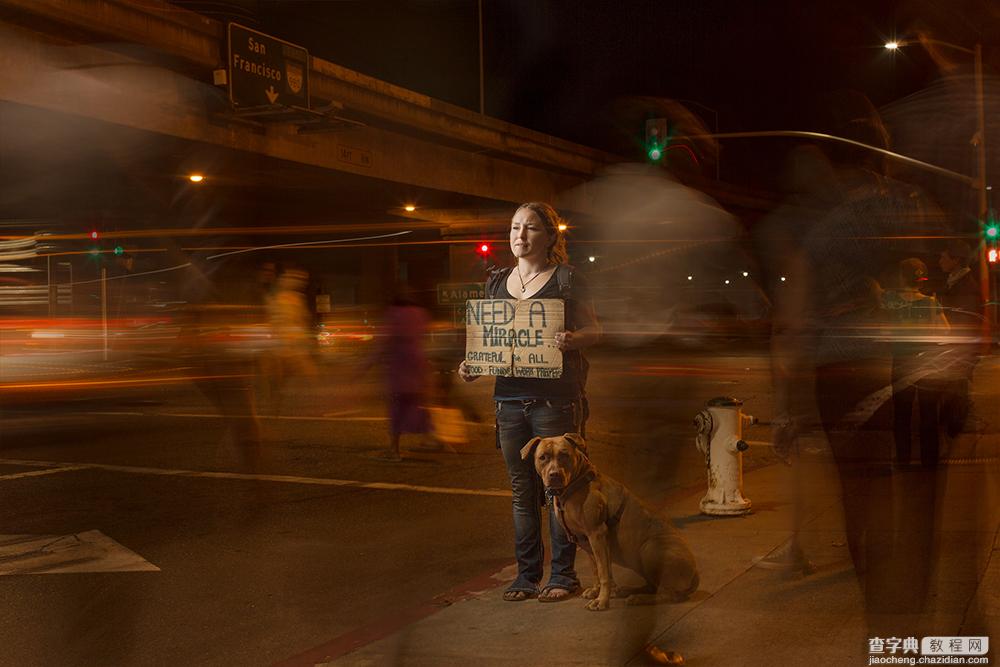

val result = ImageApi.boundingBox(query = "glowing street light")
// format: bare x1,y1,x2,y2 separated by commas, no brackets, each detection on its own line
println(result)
188,174,204,183
557,223,568,232
885,41,899,50
588,256,596,263
404,205,416,212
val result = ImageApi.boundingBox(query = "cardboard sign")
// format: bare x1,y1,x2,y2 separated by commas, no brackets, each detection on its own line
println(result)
465,299,564,378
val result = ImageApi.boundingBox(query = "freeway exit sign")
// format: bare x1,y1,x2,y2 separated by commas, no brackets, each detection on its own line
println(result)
227,23,309,109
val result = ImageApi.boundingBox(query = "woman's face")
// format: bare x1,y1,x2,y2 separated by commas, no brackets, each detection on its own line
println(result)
510,208,553,262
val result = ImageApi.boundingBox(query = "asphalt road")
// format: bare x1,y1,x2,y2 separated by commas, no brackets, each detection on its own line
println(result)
0,342,909,665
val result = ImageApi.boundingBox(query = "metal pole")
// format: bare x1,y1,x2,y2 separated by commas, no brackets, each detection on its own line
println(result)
65,263,73,316
974,43,992,330
712,110,720,180
677,130,975,184
478,0,485,115
47,254,52,317
101,266,108,361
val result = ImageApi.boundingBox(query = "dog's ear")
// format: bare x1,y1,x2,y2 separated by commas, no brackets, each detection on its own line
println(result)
563,432,588,455
520,437,543,461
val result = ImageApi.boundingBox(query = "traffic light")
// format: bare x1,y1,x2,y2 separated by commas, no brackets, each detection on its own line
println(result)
645,118,669,162
986,211,999,265
113,245,124,256
475,242,491,258
89,230,99,240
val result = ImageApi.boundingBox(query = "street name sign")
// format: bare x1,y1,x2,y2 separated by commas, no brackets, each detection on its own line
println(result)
465,299,563,378
227,23,309,108
437,282,485,306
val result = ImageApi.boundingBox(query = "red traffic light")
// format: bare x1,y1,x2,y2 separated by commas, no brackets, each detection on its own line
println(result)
90,230,99,240
476,242,491,257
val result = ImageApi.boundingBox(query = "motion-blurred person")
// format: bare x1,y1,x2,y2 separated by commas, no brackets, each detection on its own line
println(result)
459,202,601,603
261,267,317,414
883,258,950,468
176,303,262,466
936,240,983,435
771,92,947,641
754,144,842,574
560,98,758,663
369,285,434,462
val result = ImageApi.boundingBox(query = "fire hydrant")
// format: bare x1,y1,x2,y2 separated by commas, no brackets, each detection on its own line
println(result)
694,396,755,516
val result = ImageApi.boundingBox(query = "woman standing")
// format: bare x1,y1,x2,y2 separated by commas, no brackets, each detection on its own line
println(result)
459,202,601,602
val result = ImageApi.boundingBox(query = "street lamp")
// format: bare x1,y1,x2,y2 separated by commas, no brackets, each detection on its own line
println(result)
887,37,990,325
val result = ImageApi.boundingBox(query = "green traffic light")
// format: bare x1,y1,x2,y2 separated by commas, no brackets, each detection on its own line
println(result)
986,225,999,239
114,245,124,255
648,146,663,161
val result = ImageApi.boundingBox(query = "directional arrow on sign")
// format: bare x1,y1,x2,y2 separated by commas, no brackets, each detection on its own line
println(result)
0,530,159,575
265,85,279,104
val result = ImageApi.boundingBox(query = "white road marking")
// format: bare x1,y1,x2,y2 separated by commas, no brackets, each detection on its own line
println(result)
0,530,159,575
80,411,388,422
0,465,91,481
0,458,511,498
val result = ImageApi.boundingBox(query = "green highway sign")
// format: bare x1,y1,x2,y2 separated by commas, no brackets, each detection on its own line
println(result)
227,23,309,109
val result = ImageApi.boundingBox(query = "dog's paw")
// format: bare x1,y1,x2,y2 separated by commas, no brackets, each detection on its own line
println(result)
585,598,610,611
581,586,599,599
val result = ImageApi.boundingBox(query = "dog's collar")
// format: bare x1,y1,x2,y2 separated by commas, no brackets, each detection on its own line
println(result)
545,466,596,502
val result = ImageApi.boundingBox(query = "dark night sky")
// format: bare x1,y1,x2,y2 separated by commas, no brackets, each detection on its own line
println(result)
184,0,997,176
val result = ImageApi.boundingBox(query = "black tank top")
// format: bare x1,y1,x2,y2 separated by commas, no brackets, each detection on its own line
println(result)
492,271,588,400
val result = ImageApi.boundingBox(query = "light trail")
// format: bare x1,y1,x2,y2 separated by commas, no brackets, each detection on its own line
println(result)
205,230,413,260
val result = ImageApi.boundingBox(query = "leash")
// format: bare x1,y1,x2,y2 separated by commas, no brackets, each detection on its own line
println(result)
547,468,594,547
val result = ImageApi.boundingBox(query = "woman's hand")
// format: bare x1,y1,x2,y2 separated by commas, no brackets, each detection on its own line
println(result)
458,360,479,382
553,331,576,351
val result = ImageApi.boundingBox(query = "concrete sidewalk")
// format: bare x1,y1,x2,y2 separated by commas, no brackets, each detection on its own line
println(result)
309,433,999,667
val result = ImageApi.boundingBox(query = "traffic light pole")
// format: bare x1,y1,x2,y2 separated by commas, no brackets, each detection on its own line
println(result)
973,43,993,332
101,266,108,362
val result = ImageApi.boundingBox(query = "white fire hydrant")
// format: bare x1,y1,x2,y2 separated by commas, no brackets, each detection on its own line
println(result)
694,396,755,516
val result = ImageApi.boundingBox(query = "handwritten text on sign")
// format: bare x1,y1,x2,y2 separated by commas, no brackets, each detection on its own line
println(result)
465,299,563,378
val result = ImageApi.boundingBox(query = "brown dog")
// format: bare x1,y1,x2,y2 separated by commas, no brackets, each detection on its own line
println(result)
521,433,699,611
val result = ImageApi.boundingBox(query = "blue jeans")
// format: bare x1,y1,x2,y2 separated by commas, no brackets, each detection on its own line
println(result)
496,398,582,593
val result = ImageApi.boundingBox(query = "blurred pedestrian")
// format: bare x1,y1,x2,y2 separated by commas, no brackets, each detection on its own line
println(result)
370,286,434,461
936,240,983,435
883,258,950,468
754,144,841,574
176,302,262,466
261,267,317,413
769,92,947,640
459,202,601,603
